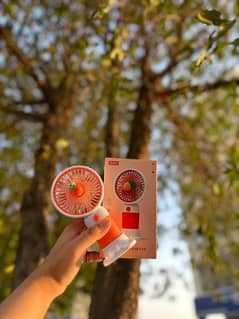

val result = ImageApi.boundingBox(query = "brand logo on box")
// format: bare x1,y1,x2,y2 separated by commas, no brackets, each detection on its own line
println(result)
108,160,119,166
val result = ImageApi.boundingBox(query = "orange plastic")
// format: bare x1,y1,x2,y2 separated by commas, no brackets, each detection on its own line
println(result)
123,181,132,191
98,216,122,249
75,183,85,197
93,213,100,222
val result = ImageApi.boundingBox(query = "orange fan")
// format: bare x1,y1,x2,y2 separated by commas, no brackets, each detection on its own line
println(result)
51,166,136,266
51,166,103,217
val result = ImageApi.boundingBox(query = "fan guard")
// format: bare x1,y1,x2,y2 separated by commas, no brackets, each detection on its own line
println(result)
51,166,103,217
115,169,145,203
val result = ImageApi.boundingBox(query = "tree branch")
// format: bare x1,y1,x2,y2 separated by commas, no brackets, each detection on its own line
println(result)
158,49,193,79
159,96,210,176
13,99,47,106
0,106,46,122
155,78,239,98
0,26,49,98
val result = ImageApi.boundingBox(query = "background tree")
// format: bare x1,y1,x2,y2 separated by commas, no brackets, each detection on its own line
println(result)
1,1,239,319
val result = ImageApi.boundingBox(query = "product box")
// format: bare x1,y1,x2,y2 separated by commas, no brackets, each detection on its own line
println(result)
103,157,157,259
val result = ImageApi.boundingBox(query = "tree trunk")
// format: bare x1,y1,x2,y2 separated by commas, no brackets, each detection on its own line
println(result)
89,50,154,319
90,259,141,319
105,104,120,157
12,97,74,288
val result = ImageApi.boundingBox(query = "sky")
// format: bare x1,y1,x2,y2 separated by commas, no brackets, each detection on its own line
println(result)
139,297,225,319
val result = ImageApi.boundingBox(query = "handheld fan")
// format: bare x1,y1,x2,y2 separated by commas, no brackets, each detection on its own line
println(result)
51,166,136,266
114,169,146,240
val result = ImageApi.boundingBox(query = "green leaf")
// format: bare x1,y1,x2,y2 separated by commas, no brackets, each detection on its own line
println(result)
91,0,117,19
212,183,220,196
196,9,225,26
230,38,239,46
216,19,236,38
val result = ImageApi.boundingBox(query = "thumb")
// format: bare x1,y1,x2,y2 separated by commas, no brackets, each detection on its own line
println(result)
73,217,111,253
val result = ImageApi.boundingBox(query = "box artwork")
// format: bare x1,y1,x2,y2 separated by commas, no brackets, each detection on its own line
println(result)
104,158,157,259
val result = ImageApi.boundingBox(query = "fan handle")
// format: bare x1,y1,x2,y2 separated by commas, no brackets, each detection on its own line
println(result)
84,206,136,266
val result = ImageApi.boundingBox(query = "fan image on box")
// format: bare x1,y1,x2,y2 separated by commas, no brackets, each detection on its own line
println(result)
51,166,136,266
114,169,146,240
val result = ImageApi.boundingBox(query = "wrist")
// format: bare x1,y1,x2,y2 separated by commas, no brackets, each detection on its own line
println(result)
29,264,64,300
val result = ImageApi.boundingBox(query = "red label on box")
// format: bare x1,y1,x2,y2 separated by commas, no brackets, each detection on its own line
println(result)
122,212,139,229
108,160,119,166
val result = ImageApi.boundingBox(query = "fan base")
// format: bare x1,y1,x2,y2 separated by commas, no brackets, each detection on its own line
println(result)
102,233,136,267
123,229,141,240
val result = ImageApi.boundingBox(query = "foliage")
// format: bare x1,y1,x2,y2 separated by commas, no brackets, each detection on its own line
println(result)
1,0,239,316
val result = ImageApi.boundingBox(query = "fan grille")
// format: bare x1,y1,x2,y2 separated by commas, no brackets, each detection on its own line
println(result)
52,166,103,216
115,169,145,202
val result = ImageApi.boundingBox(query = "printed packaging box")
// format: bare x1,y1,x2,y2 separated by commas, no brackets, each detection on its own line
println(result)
104,157,157,259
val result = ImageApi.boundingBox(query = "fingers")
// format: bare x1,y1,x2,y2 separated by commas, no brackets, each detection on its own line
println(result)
84,251,104,263
50,219,86,254
71,217,111,255
62,219,86,240
76,251,104,266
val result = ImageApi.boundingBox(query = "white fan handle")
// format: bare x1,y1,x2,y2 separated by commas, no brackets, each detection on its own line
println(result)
84,206,109,228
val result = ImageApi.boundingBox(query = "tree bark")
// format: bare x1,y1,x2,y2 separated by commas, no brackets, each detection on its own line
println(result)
89,49,154,319
105,103,120,158
12,91,75,288
90,259,141,319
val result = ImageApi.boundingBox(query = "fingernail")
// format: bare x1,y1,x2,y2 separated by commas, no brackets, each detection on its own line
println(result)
98,217,110,229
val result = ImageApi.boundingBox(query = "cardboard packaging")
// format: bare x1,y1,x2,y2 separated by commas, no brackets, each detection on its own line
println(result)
103,157,157,259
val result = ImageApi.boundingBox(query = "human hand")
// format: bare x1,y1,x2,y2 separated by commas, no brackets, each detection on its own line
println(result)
34,217,111,297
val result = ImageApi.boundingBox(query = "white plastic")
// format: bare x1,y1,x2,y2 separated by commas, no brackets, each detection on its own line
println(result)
102,233,136,267
84,206,109,228
124,229,141,240
123,203,139,212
